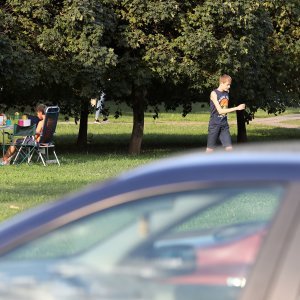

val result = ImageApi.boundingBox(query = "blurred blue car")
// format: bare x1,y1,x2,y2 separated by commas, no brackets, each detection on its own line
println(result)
0,143,300,300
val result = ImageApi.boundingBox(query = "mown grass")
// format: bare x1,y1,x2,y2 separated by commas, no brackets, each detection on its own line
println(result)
281,120,300,126
1,105,300,222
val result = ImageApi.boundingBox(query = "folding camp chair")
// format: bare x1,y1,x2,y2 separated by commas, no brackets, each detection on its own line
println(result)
28,106,60,166
10,124,37,165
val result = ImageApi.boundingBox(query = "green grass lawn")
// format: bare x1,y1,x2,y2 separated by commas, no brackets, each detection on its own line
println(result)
1,106,300,222
281,120,300,126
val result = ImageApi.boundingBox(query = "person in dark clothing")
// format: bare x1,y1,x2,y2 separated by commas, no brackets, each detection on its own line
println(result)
206,74,245,152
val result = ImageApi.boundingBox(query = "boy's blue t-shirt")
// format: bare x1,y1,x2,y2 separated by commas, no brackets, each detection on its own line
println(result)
210,89,229,117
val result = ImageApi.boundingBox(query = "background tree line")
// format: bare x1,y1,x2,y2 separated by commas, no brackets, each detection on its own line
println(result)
0,0,299,154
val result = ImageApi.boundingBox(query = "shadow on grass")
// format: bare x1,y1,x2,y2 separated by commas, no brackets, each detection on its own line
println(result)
55,127,300,156
0,180,95,204
247,127,300,143
56,133,208,155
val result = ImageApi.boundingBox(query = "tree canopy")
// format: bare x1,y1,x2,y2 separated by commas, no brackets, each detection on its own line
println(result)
0,0,299,152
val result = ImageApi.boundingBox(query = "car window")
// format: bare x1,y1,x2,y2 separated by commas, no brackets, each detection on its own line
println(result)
0,184,284,300
175,190,278,232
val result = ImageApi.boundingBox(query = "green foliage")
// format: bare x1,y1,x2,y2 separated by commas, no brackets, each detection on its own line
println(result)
263,0,299,106
0,0,299,146
0,0,117,118
105,0,299,123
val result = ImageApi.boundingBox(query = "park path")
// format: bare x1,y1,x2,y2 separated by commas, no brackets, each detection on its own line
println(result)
249,114,300,128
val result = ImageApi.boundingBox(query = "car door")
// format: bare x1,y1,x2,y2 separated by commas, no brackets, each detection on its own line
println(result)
0,181,289,300
241,182,300,300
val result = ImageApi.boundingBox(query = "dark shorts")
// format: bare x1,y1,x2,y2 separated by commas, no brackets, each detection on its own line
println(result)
207,115,232,149
16,136,35,145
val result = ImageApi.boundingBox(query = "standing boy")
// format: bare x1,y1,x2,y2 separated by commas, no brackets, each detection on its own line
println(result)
206,74,245,152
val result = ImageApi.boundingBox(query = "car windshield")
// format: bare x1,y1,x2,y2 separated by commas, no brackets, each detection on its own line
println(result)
0,184,284,300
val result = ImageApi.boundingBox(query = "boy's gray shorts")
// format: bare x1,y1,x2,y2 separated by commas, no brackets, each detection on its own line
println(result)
207,116,232,148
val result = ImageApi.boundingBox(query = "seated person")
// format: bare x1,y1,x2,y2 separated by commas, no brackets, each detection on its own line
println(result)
1,104,46,165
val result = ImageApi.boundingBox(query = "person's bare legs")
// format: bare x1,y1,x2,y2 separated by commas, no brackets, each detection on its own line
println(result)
3,145,16,163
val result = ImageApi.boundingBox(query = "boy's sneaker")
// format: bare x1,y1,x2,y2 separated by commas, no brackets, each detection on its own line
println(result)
102,118,109,123
94,119,100,124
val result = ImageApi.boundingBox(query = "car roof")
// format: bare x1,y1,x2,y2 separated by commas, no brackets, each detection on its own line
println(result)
120,141,300,183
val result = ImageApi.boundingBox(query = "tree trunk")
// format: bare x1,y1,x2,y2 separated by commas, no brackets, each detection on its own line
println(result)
129,88,146,155
77,99,89,148
236,110,247,143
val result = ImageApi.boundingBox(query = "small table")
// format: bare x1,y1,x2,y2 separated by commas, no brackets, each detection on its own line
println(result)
0,125,14,156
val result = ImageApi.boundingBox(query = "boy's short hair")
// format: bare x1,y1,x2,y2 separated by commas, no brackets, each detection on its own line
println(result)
219,74,232,83
36,104,47,115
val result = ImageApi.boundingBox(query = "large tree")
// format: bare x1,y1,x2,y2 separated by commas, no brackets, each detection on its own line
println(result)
177,0,299,142
1,0,298,153
106,0,299,153
104,0,206,154
170,1,275,142
116,0,299,147
0,2,45,109
0,0,117,147
262,0,300,107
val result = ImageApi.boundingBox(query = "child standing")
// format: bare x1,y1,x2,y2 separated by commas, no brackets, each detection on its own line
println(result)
206,74,245,152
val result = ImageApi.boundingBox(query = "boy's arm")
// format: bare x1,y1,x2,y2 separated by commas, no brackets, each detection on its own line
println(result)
210,91,245,114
